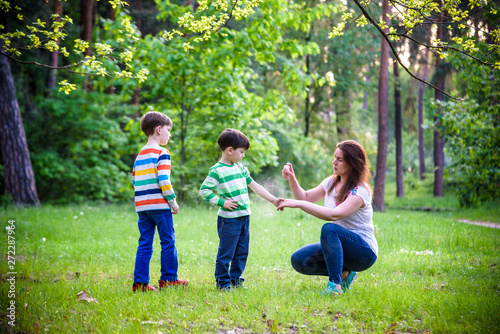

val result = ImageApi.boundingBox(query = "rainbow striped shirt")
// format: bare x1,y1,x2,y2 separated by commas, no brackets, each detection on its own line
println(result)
199,162,253,218
132,145,177,212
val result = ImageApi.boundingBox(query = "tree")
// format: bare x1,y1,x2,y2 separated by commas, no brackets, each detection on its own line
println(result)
432,13,449,197
417,48,429,180
373,0,390,212
45,0,63,94
0,1,147,205
394,61,404,197
344,0,499,100
0,51,40,206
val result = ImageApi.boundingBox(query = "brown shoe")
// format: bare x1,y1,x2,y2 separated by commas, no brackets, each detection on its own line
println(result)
159,279,189,289
132,283,156,292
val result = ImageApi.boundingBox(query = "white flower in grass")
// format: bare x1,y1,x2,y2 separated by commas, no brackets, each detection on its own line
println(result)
73,215,78,219
416,250,434,256
42,238,46,242
80,211,84,215
297,223,301,227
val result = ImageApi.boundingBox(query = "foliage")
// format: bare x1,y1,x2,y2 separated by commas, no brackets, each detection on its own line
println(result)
24,90,138,203
334,0,500,100
0,0,148,94
437,99,500,207
435,37,500,207
1,201,499,333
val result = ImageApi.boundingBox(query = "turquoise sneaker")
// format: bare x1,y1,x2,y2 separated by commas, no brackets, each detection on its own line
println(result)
341,271,357,292
320,281,343,296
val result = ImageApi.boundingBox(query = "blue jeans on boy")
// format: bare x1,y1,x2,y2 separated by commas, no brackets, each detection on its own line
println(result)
215,215,250,289
134,209,178,284
291,223,377,285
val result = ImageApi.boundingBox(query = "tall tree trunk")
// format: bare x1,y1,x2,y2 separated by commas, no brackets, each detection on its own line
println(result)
0,54,40,206
304,54,311,137
373,0,390,212
45,0,63,96
394,61,404,197
433,13,447,197
108,2,116,94
418,48,429,180
336,93,351,142
80,0,95,92
362,64,371,114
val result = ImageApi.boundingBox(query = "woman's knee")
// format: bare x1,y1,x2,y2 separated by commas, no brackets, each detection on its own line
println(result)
320,223,341,241
290,251,305,273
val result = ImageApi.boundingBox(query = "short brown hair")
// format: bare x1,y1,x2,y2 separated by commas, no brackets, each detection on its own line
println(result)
217,128,250,151
140,111,172,136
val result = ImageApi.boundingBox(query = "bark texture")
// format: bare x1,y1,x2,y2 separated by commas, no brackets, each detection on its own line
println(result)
0,55,40,206
394,61,404,197
373,0,390,212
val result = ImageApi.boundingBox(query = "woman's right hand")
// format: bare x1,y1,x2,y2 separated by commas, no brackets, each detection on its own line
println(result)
282,163,295,181
276,199,301,211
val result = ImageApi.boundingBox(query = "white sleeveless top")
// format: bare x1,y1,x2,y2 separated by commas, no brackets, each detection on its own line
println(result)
321,177,378,256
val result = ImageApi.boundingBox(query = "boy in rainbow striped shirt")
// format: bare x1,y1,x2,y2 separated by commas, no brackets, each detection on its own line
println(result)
131,111,188,292
200,128,283,291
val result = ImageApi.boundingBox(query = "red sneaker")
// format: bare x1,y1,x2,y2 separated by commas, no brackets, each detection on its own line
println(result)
159,279,189,289
132,283,156,292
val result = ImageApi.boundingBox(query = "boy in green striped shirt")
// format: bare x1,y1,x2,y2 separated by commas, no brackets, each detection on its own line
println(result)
199,128,283,291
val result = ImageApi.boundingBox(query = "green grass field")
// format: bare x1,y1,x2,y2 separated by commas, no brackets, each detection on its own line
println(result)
1,189,499,333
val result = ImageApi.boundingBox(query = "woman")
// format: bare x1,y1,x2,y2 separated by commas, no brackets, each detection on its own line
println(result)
278,140,378,295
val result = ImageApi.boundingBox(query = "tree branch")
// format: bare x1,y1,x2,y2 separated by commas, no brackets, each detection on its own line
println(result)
0,51,114,78
215,0,239,32
387,33,495,66
351,0,463,101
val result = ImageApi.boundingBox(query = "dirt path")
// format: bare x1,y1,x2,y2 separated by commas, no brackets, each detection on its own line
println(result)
458,219,500,229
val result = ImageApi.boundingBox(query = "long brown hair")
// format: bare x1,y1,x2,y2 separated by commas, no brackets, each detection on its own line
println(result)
327,140,372,203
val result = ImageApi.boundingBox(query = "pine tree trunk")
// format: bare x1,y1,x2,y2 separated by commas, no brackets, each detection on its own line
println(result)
81,0,95,92
304,54,311,137
373,0,390,212
0,55,40,206
433,17,446,198
45,0,63,95
336,93,351,142
394,61,404,197
418,48,429,180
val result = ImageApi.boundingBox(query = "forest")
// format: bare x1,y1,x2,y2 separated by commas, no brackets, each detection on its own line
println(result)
1,0,499,209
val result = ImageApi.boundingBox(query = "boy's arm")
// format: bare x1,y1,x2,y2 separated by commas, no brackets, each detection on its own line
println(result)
200,174,239,210
158,150,178,210
199,173,225,207
248,180,282,206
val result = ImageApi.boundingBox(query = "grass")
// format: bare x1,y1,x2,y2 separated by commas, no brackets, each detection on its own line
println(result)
0,186,499,333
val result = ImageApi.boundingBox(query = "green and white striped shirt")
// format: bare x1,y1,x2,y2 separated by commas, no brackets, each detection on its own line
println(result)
199,162,254,218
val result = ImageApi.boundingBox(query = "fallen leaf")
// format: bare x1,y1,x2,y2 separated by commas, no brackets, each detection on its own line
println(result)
77,290,98,303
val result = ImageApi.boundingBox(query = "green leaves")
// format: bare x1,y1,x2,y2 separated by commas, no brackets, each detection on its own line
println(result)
438,99,500,207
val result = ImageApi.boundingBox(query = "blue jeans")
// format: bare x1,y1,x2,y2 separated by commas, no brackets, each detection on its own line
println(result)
134,210,178,284
291,223,377,285
215,215,250,289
